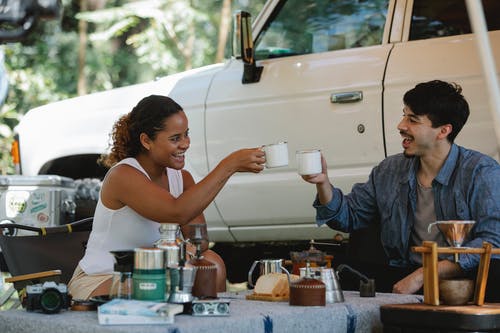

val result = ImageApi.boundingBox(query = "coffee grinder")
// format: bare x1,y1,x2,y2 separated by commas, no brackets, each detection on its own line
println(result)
188,223,217,299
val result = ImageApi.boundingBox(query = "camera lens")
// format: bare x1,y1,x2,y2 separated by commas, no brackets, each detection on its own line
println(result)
217,302,229,314
40,288,63,314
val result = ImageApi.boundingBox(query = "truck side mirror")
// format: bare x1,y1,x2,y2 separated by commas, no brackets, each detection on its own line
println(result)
0,0,61,43
233,10,262,84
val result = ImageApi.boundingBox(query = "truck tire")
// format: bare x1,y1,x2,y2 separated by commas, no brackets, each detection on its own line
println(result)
74,178,101,221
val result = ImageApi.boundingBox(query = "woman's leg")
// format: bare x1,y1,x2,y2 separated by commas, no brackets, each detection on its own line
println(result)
68,265,113,300
89,278,113,298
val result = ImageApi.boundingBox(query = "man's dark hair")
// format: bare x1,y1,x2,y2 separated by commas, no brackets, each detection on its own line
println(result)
403,80,470,143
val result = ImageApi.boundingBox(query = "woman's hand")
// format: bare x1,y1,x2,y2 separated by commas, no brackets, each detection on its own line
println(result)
224,147,266,173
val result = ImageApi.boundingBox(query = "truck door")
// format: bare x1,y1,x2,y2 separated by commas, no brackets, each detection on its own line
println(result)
384,0,500,159
205,0,394,241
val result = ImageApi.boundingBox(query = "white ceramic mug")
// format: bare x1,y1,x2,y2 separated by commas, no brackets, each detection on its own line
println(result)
263,141,289,168
296,149,322,175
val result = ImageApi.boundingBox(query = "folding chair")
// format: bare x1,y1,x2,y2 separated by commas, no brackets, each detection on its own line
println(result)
0,218,92,308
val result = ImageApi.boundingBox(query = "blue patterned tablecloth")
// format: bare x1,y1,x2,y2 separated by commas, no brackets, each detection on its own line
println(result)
0,290,423,333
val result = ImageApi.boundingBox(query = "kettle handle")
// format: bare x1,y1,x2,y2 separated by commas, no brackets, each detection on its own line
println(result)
281,265,291,284
247,260,260,287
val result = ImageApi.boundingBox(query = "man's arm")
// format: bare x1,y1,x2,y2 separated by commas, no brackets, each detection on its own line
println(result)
392,259,463,294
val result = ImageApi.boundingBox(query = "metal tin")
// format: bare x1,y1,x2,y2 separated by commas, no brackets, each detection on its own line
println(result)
134,247,165,270
0,175,76,235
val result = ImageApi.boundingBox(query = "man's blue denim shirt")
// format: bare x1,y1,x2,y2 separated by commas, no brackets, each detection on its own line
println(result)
313,144,500,272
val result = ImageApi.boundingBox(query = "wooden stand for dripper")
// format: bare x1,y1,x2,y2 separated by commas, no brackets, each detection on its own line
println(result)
412,241,500,306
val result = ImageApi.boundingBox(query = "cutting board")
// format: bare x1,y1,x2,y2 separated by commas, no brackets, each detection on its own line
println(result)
245,293,289,302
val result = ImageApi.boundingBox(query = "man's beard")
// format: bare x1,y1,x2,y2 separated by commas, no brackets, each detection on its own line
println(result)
403,150,415,158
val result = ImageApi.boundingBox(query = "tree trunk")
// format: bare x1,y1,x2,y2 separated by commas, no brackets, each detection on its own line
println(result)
77,0,88,95
215,0,232,63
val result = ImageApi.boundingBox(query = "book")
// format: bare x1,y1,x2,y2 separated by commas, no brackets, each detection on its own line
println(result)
97,299,183,325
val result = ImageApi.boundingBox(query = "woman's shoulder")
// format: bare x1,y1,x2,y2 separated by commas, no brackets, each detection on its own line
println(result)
116,157,140,168
179,169,195,188
105,159,149,184
112,158,150,178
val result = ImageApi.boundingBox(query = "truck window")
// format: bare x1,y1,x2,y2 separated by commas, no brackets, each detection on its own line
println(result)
410,0,500,41
254,0,389,60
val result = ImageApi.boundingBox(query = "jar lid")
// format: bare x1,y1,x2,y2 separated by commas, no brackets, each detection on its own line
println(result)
134,247,165,269
291,276,326,289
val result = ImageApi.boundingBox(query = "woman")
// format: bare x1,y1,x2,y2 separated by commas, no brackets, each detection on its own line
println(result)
68,95,265,300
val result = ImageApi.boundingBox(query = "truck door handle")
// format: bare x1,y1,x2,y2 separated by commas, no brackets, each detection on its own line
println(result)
330,91,363,103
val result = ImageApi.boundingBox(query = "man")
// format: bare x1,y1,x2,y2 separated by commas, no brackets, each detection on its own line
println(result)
302,80,500,299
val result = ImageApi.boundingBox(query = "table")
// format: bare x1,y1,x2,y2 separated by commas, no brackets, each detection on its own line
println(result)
0,291,422,333
381,302,500,333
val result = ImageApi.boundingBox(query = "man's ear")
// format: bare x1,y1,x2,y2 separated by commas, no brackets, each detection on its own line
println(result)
140,133,151,151
438,124,453,140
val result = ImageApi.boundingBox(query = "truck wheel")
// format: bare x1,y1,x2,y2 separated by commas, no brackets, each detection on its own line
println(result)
74,178,101,221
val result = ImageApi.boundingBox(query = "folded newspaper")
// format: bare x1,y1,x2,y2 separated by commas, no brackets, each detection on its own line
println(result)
98,299,184,325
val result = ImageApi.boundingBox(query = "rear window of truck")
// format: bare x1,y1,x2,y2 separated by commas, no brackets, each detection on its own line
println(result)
410,0,500,40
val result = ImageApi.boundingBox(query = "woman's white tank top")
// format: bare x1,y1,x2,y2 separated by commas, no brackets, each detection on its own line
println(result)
79,157,183,274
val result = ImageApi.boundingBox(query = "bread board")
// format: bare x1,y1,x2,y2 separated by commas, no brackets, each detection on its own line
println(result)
245,293,289,302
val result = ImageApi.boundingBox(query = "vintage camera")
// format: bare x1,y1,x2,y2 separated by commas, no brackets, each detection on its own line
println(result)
25,281,71,314
191,298,230,316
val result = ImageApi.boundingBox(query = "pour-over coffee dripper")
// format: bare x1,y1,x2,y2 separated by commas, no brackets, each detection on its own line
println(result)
427,220,475,262
427,220,475,248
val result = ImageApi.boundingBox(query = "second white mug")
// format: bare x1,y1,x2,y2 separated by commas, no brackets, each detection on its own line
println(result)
296,149,322,175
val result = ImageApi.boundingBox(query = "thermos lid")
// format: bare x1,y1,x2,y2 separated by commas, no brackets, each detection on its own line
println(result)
159,223,180,233
134,247,165,269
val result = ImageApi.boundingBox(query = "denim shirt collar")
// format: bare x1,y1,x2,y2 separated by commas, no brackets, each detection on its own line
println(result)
434,144,459,186
400,144,458,188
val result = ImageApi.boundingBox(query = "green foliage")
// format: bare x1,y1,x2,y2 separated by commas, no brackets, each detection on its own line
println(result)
0,0,266,175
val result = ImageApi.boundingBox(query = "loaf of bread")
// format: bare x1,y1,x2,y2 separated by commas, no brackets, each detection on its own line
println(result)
253,273,299,297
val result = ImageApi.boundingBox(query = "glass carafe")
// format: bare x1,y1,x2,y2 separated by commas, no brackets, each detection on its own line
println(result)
109,271,133,299
109,250,134,299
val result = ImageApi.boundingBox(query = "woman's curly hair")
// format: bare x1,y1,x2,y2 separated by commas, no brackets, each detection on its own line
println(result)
99,95,183,168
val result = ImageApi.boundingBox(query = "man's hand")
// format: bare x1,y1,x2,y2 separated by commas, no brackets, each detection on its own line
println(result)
300,154,329,184
393,267,424,294
301,155,335,205
393,260,463,294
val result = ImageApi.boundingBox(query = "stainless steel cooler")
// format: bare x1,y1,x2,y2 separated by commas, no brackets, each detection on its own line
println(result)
0,175,76,235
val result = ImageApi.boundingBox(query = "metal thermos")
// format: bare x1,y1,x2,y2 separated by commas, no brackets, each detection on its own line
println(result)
133,247,165,301
155,223,180,267
155,223,181,300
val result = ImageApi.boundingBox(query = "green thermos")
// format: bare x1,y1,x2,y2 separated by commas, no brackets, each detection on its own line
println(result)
133,247,165,301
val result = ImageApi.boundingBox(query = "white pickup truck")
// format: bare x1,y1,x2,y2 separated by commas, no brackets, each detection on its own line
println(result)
12,0,500,243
